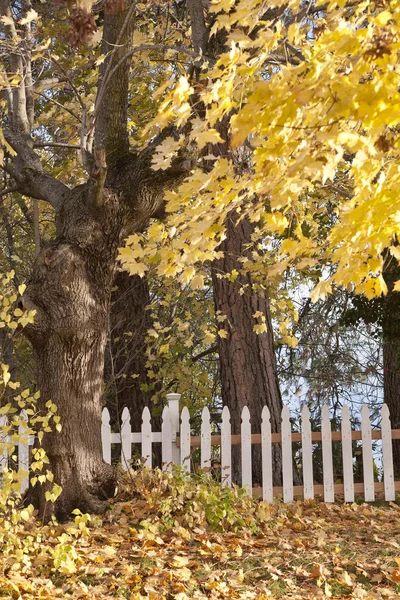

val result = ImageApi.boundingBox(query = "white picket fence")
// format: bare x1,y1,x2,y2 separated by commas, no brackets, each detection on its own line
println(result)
1,393,400,502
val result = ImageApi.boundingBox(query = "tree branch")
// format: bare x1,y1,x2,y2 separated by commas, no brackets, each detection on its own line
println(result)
33,142,81,150
187,0,209,56
92,3,136,168
2,131,70,209
0,0,30,134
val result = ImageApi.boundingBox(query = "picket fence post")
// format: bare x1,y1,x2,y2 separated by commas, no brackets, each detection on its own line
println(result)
301,405,313,500
341,404,354,502
221,406,231,488
102,408,111,465
141,407,152,468
281,406,293,503
166,393,181,466
261,406,273,502
162,405,172,471
19,409,29,493
0,415,9,475
201,406,211,472
361,404,375,502
121,406,131,472
180,406,191,472
4,396,400,507
321,404,334,502
381,404,395,501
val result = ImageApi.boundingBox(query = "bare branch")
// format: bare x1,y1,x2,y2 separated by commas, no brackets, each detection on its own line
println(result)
0,185,19,198
34,90,81,121
33,142,81,150
0,0,30,134
3,131,70,209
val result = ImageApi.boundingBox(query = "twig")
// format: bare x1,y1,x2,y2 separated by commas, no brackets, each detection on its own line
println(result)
33,141,81,150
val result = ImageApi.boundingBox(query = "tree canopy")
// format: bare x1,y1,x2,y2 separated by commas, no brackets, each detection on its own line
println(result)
120,0,400,302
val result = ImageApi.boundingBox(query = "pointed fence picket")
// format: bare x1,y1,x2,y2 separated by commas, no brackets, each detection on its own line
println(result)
341,405,354,502
281,406,293,503
121,406,132,472
361,405,375,502
301,405,313,500
180,406,191,473
381,404,395,501
18,410,30,493
241,406,252,492
261,406,273,503
321,404,334,503
141,407,152,468
162,406,172,471
221,406,231,488
201,406,211,472
102,408,111,465
2,396,400,505
0,415,9,474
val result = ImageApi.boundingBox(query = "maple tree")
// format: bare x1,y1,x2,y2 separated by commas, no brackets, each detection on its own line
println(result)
1,0,400,519
121,0,400,475
0,0,200,520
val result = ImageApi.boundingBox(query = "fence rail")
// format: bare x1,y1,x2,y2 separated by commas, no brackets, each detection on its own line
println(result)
1,393,399,504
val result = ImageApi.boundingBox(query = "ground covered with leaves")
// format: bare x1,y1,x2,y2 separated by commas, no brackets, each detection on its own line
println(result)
1,469,400,600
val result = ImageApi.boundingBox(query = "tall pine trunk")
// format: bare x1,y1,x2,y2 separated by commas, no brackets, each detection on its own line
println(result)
383,259,400,479
212,214,285,486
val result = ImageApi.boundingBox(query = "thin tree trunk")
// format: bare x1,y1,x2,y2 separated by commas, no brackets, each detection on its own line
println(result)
212,214,287,487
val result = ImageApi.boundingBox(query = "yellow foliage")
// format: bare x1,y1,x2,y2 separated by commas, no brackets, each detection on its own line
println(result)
120,0,400,304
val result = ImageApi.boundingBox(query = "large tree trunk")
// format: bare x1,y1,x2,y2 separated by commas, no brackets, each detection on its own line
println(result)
105,271,164,467
105,271,153,426
21,187,123,521
383,260,400,480
212,214,286,487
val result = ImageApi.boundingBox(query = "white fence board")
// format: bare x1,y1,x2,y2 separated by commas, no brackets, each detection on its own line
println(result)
18,410,29,493
2,399,399,506
381,404,395,501
341,404,354,502
121,406,131,471
241,406,252,492
261,406,273,503
221,406,231,487
162,406,172,471
321,404,334,502
180,406,191,473
201,406,211,472
102,408,111,465
361,404,375,502
281,406,293,503
141,407,152,468
301,405,313,500
166,393,181,465
0,415,9,474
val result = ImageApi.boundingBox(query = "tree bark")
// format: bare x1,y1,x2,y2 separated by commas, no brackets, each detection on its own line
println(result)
105,271,153,426
21,185,125,520
212,214,286,486
383,258,400,479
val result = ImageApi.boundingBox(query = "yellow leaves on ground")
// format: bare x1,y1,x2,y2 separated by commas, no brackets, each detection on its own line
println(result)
3,469,400,599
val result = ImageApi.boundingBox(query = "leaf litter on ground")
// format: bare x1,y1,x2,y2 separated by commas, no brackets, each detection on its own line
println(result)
1,467,400,600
